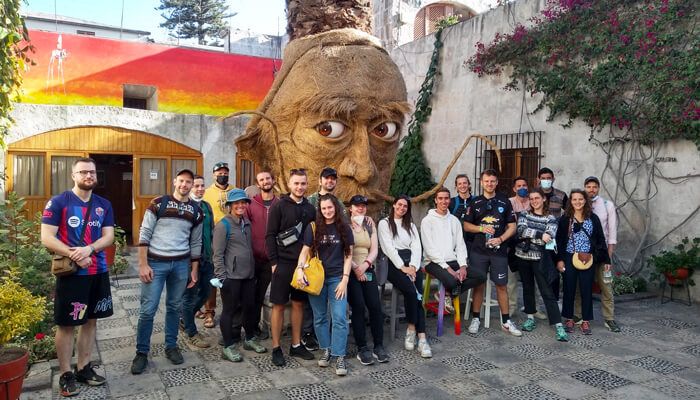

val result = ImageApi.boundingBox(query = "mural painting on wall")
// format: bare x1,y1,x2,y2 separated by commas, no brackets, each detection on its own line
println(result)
234,0,410,210
22,30,280,115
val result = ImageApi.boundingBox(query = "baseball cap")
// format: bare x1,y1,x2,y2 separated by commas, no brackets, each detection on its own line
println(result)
320,167,337,178
584,176,600,186
349,194,368,205
225,188,251,204
213,162,229,172
176,169,195,179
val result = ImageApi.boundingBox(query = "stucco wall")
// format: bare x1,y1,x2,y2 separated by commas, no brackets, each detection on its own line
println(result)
3,103,247,189
389,0,700,297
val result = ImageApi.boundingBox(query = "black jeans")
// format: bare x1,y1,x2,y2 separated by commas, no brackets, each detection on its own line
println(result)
347,272,384,349
387,263,425,334
516,257,562,325
561,254,595,321
220,278,256,347
424,261,486,294
253,259,272,331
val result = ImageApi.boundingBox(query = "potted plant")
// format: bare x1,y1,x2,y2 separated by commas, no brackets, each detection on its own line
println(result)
104,225,127,266
649,237,700,287
0,270,46,400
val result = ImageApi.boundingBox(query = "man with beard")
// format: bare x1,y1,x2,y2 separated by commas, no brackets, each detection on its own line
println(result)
41,157,115,397
180,175,215,349
201,162,235,328
266,169,316,366
246,171,279,339
131,169,203,374
308,167,348,217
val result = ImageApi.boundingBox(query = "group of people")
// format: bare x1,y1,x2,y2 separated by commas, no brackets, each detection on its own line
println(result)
41,157,619,397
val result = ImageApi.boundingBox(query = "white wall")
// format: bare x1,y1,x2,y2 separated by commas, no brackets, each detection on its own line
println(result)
389,0,700,296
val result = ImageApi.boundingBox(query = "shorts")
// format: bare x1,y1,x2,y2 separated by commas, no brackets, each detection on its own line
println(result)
469,252,509,286
54,272,113,326
269,260,307,305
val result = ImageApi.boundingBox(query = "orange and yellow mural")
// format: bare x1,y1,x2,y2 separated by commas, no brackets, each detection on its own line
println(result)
21,30,280,115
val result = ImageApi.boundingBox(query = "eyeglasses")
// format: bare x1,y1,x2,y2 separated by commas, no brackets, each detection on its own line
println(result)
73,170,97,177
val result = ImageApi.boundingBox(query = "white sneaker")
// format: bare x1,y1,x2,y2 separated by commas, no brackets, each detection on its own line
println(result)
502,319,523,337
404,329,416,351
468,318,480,334
417,339,432,358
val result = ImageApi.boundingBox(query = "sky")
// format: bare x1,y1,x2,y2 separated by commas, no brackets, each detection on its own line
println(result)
23,0,288,42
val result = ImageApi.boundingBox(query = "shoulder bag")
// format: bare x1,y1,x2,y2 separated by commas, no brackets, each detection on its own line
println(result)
290,222,325,295
51,197,94,277
569,219,593,271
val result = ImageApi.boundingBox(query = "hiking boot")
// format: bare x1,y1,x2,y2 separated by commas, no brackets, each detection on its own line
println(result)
272,347,286,366
468,318,481,334
604,320,621,333
564,319,575,333
222,343,243,362
290,344,315,360
254,326,270,341
130,352,148,375
243,337,267,354
187,332,211,349
502,320,523,337
301,332,319,351
580,320,592,335
165,347,184,365
555,325,569,342
335,356,348,376
74,362,105,386
356,346,375,365
372,345,389,363
318,348,331,367
404,329,416,351
521,318,537,332
59,371,80,397
417,338,432,358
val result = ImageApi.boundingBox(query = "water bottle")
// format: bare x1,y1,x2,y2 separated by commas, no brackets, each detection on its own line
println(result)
603,268,612,284
484,225,494,248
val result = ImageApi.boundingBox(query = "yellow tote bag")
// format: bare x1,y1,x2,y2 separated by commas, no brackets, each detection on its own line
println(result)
291,222,325,295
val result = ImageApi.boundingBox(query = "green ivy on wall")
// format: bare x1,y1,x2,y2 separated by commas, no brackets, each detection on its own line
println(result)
467,0,699,148
389,27,448,198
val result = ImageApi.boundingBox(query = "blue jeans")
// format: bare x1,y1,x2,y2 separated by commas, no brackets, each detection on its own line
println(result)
181,260,213,337
308,276,348,357
136,258,190,354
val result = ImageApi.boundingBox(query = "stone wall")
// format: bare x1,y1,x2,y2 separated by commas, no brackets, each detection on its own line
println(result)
389,0,700,298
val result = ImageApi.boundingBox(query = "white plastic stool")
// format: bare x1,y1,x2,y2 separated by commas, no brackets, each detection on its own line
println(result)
464,279,499,328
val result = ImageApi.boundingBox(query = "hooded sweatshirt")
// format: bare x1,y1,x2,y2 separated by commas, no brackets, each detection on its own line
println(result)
420,209,468,269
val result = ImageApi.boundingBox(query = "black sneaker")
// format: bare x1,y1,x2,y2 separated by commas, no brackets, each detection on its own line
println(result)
356,347,375,366
165,347,184,365
59,371,80,397
372,345,389,363
74,362,106,386
130,352,148,375
290,344,315,360
605,320,621,333
272,346,286,366
301,332,319,351
255,327,270,341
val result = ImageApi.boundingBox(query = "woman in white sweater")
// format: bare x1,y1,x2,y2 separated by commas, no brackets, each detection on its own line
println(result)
378,195,431,358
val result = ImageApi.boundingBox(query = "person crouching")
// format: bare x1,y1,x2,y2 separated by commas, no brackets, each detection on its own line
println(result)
212,189,267,362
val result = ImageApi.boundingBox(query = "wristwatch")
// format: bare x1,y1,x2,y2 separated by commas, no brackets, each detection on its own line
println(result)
89,245,96,255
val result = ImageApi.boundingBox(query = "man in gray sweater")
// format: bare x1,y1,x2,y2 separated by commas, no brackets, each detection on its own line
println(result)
131,169,203,374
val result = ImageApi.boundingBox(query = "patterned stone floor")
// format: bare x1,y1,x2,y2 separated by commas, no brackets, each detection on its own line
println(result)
21,276,700,400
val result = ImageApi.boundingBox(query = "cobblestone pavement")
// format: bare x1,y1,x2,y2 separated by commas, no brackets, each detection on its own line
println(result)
21,276,700,400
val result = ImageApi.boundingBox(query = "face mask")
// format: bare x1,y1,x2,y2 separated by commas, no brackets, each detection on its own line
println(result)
516,188,529,198
352,216,364,226
190,193,203,202
540,179,553,189
216,175,229,186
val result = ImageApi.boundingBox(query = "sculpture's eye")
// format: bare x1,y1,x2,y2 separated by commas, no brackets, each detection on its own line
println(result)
316,121,345,138
371,122,398,140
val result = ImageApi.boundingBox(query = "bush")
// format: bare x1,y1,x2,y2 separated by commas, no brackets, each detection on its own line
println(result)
612,273,636,295
0,269,47,346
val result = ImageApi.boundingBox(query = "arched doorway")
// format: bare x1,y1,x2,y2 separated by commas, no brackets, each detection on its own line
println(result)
7,126,203,244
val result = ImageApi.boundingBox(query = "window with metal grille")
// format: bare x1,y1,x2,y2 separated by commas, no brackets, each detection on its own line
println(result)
474,131,543,196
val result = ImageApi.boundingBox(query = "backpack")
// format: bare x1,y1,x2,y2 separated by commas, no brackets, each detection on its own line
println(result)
220,217,232,242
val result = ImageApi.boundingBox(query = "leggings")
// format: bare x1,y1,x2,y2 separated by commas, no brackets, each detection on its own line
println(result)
347,272,384,349
219,278,256,347
387,263,425,334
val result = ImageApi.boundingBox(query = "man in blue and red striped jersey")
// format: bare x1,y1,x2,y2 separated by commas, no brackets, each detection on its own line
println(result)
41,157,115,397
